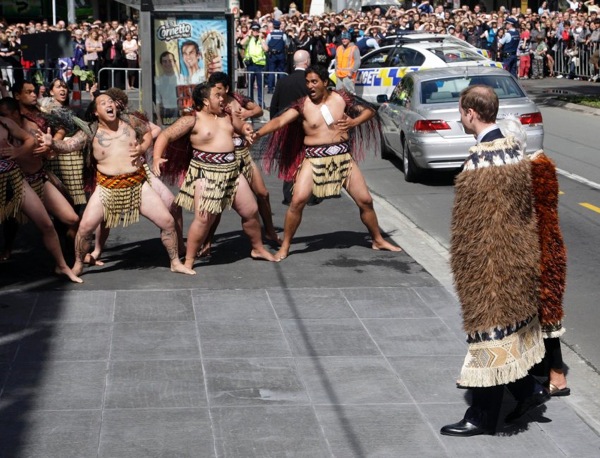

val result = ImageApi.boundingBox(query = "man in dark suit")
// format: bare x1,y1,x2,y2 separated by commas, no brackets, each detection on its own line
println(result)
101,30,125,89
269,50,320,205
441,85,549,437
269,49,310,118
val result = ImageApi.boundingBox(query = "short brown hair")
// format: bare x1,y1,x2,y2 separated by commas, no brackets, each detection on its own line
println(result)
459,85,498,123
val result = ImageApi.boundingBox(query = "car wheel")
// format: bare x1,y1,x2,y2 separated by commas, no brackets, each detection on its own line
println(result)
402,139,420,183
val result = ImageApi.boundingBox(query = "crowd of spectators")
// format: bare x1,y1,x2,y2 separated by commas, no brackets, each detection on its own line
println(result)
235,1,600,81
0,17,139,92
1,0,599,97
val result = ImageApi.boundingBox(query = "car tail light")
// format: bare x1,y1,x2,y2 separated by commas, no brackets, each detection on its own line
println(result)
519,112,543,125
413,120,451,132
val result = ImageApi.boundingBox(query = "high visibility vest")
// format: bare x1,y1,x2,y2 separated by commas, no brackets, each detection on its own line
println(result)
336,44,358,79
246,37,266,66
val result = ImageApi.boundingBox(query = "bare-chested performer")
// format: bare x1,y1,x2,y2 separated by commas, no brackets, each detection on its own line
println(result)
153,82,276,268
37,93,195,276
0,96,79,254
207,72,281,248
253,65,401,261
85,87,185,264
0,116,82,283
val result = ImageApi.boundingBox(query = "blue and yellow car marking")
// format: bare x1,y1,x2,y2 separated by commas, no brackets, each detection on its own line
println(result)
355,67,421,87
330,61,502,86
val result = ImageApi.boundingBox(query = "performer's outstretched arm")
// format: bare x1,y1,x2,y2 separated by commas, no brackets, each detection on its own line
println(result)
253,108,300,140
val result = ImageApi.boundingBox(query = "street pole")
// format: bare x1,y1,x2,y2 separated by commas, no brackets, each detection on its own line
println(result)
68,0,76,24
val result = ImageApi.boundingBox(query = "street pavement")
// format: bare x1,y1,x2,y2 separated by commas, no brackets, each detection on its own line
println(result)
1,81,600,456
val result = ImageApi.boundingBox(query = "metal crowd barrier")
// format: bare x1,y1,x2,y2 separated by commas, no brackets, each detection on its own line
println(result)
98,67,142,90
552,40,599,79
234,70,289,113
21,66,63,84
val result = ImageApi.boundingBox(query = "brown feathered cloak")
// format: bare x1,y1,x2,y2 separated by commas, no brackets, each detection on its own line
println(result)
530,151,567,337
451,136,545,387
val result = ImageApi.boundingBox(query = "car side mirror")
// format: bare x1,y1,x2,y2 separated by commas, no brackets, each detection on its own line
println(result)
376,94,389,103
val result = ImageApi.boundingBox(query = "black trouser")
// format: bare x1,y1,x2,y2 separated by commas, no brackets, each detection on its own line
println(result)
464,375,542,431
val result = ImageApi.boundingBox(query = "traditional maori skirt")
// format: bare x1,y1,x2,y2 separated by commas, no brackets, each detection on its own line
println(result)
452,137,544,387
0,160,24,222
303,141,352,198
530,151,567,338
96,168,147,228
234,137,254,183
175,150,239,215
25,168,48,200
45,150,86,205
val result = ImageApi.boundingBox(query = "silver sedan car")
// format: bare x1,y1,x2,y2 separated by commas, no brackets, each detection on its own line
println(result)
377,67,544,182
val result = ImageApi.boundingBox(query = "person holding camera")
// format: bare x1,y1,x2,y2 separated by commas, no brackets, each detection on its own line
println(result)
241,22,267,108
310,27,329,66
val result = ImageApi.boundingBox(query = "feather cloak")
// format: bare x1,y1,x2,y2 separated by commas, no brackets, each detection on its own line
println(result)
530,151,567,337
451,137,544,386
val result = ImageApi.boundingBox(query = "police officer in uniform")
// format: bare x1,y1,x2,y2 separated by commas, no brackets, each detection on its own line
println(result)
356,33,381,56
242,22,267,108
266,20,288,94
499,17,520,77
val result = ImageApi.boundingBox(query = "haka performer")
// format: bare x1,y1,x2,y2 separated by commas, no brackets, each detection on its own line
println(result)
37,93,195,276
252,65,401,260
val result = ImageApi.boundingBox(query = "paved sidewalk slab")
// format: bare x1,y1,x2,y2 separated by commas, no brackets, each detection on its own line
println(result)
1,166,600,457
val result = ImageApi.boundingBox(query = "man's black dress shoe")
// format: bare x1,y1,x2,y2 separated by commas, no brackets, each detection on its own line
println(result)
505,390,551,423
440,419,492,437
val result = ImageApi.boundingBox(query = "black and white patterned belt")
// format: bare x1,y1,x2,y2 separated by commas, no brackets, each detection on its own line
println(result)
192,150,236,164
303,141,350,158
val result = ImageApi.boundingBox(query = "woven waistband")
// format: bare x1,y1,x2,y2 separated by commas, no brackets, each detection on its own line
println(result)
0,159,18,173
192,149,236,163
25,169,47,184
304,142,350,158
97,167,147,189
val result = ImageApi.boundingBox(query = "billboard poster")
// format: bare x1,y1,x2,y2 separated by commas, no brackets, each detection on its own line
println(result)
152,14,233,126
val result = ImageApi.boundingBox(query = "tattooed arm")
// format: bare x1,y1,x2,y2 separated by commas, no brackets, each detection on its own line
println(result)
152,115,195,176
36,128,88,155
0,116,36,160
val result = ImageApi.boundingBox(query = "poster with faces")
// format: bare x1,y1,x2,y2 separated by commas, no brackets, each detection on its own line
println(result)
152,14,233,125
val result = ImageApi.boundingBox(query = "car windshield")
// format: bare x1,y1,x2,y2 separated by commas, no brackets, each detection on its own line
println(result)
425,46,487,63
420,75,525,104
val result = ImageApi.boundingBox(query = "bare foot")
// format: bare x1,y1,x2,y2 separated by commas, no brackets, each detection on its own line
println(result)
84,253,105,266
55,266,83,283
72,261,84,277
196,243,211,258
372,240,402,252
171,259,196,275
184,257,195,270
0,250,10,261
265,231,283,245
274,248,289,262
250,247,277,262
